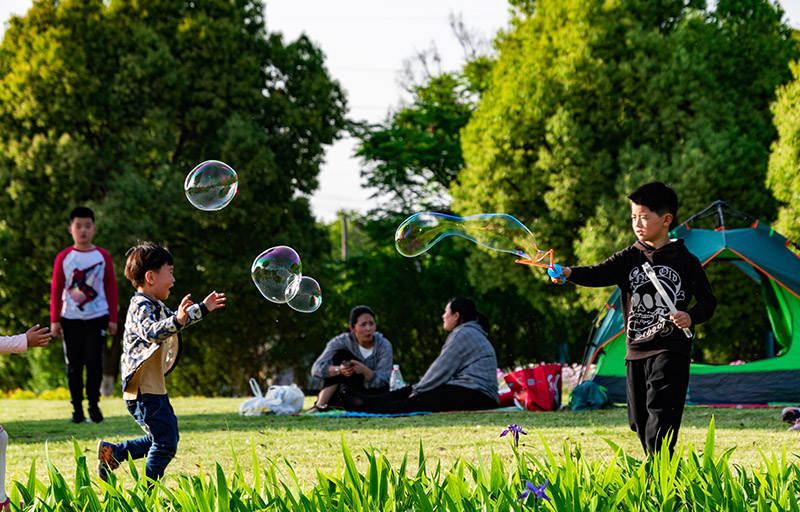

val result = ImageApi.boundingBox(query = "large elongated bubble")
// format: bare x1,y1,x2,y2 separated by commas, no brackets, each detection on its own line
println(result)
395,212,549,262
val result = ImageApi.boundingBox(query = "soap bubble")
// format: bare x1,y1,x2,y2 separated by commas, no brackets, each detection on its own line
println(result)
395,212,549,262
251,246,302,304
184,160,238,211
288,276,322,313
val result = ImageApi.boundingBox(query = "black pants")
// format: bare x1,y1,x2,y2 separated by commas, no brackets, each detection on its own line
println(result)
61,315,107,411
321,349,387,406
626,352,690,456
340,383,498,414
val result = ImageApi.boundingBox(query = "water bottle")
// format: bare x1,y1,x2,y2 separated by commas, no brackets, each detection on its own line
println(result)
389,364,406,391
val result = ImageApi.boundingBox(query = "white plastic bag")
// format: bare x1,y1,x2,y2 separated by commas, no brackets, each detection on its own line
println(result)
238,378,277,416
264,384,305,415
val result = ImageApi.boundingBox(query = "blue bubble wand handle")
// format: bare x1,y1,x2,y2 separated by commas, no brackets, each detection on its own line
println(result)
641,262,692,338
546,263,564,284
515,249,565,285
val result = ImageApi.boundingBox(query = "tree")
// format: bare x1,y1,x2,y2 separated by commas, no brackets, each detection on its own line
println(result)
453,0,799,355
0,0,346,394
768,58,800,242
353,73,476,214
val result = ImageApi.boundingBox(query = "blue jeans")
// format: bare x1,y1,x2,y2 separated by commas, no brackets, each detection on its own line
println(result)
112,394,179,482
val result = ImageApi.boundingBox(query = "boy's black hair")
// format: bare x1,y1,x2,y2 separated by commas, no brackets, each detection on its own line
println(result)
627,181,678,219
69,206,94,222
124,242,174,288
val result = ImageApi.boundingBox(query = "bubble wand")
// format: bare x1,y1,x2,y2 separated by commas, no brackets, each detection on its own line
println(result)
641,262,692,338
394,212,564,279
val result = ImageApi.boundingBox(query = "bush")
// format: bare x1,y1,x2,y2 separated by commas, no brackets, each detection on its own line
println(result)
36,387,71,400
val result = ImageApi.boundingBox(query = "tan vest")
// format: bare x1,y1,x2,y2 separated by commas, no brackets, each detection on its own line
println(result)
123,333,179,399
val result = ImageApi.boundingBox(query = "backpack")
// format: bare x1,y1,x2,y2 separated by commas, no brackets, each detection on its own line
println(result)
569,380,610,411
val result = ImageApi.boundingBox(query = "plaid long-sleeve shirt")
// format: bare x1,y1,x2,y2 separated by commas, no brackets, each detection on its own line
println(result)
413,320,499,403
120,292,207,393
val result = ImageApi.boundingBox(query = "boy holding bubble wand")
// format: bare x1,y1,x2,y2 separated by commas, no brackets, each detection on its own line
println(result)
97,242,225,483
547,181,716,456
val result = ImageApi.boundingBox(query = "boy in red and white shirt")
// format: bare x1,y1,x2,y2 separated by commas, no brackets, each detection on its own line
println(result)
50,206,118,424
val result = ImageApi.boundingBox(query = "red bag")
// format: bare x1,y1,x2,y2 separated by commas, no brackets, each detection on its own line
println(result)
498,389,515,407
504,364,562,411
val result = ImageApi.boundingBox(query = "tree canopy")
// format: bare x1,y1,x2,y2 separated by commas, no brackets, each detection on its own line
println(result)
3,0,800,394
0,0,346,394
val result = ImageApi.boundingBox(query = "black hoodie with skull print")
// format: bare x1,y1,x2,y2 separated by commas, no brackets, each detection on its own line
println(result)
568,239,717,360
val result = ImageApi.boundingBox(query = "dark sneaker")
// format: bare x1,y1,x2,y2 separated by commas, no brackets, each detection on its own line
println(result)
97,440,119,482
88,405,104,424
70,411,87,424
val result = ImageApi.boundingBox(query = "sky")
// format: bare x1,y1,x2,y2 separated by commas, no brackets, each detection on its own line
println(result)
2,0,800,222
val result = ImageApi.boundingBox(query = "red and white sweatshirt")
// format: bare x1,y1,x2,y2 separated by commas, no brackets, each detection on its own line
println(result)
50,246,118,323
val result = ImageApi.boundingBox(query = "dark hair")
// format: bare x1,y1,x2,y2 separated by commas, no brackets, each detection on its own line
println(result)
349,305,376,327
124,242,174,288
69,206,94,222
627,181,678,220
447,297,489,331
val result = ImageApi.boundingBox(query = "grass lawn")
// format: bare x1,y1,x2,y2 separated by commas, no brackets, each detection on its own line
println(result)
2,397,796,490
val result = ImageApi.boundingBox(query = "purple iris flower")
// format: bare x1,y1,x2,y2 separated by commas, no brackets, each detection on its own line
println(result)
518,479,551,503
500,424,527,447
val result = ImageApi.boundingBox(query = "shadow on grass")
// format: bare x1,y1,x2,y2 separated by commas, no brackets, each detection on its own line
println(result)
1,404,784,446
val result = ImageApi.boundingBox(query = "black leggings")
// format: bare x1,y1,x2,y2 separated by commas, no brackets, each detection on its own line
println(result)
340,383,498,413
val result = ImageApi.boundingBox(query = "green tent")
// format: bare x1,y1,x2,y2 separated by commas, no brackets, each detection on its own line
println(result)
583,201,800,404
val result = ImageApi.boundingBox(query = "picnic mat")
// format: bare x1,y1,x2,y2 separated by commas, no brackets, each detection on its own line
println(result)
307,406,522,417
309,410,432,418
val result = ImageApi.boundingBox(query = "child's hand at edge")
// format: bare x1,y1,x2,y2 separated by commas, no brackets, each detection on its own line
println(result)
550,266,571,284
669,311,692,330
176,294,194,325
26,324,52,348
203,291,226,312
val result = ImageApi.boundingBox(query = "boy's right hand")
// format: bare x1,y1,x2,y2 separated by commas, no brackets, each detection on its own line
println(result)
550,266,571,284
50,322,62,339
26,324,52,348
176,294,194,325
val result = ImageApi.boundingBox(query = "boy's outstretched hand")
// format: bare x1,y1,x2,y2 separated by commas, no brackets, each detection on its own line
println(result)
203,291,226,311
550,266,571,285
26,324,52,348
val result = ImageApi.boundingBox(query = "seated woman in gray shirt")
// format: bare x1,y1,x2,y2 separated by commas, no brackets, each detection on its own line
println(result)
308,305,393,412
340,297,499,413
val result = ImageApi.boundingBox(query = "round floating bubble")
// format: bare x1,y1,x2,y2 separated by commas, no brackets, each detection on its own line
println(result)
395,212,549,262
288,276,322,313
251,246,302,304
184,160,238,211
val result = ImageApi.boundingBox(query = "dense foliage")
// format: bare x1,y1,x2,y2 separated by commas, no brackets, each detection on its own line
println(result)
768,59,800,243
2,0,800,394
0,0,346,394
452,0,799,361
